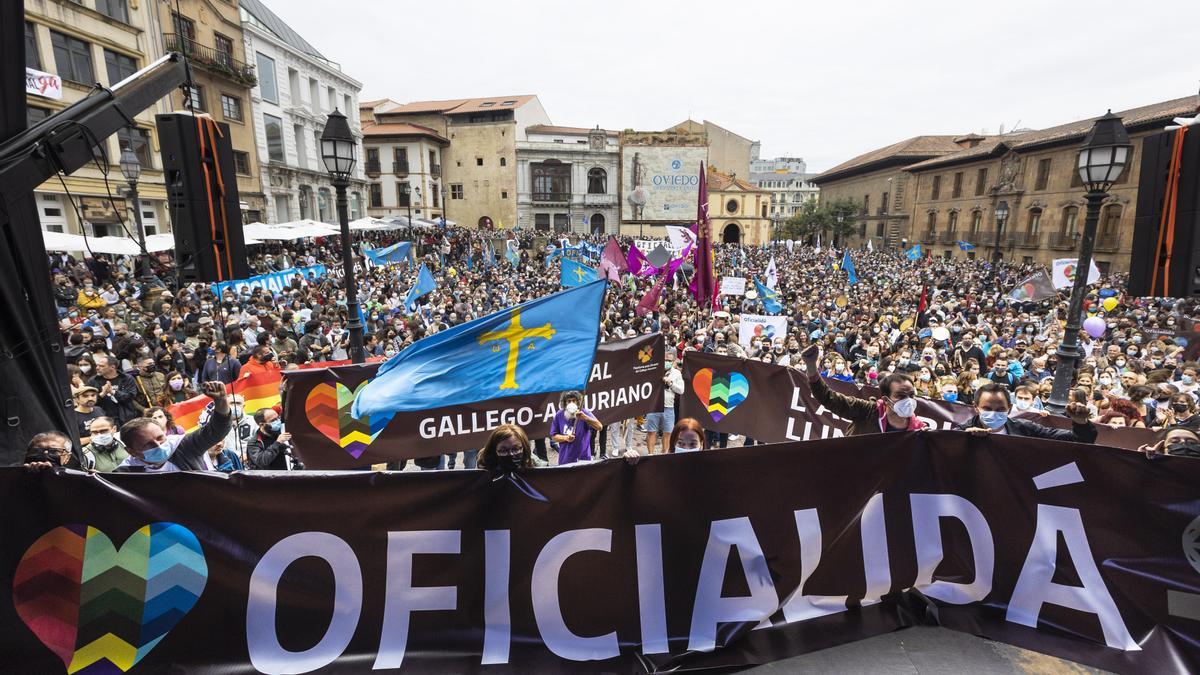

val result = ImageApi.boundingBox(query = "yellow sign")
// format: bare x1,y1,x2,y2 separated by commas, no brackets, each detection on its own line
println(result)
478,310,555,390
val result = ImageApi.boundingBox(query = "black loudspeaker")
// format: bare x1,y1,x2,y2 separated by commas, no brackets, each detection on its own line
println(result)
156,112,248,282
1128,128,1200,298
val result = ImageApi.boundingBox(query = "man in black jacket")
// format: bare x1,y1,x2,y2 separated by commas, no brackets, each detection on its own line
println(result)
90,353,138,424
958,383,1097,442
247,408,295,470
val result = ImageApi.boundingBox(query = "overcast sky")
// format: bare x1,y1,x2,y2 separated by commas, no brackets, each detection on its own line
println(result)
277,0,1199,172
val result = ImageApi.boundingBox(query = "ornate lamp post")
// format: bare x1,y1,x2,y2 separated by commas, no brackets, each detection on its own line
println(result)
1045,111,1132,414
320,109,365,364
118,140,153,282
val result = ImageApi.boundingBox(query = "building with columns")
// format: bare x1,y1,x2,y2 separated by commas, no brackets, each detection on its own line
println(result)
516,125,620,235
240,0,367,225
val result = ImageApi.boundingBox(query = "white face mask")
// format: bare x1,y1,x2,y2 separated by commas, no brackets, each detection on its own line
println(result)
675,445,700,453
565,403,579,416
1014,399,1033,411
92,433,114,446
891,396,917,418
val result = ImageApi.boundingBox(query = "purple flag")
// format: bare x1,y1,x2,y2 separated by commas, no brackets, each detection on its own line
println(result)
636,270,668,317
689,162,717,309
627,242,649,275
601,237,627,282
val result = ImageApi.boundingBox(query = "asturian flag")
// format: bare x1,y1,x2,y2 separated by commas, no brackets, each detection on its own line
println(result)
403,263,436,312
561,258,600,287
956,240,976,252
905,244,922,261
754,278,783,314
352,281,607,417
765,256,778,290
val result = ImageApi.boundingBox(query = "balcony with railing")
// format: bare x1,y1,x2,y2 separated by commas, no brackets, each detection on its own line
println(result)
364,160,381,176
584,192,616,206
920,230,937,244
1048,232,1079,250
938,230,960,244
392,160,409,175
1015,232,1043,248
532,191,571,203
164,34,256,86
1094,233,1121,251
430,163,441,177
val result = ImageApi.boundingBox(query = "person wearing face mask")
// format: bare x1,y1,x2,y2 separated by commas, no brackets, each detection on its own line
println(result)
1141,426,1200,459
668,418,707,453
81,416,128,472
1011,384,1049,416
477,424,546,476
116,381,232,472
801,345,927,435
959,383,1096,441
241,344,281,379
549,390,602,465
163,370,197,404
132,356,167,415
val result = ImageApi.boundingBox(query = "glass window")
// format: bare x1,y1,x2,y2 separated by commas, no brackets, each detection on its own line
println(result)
95,0,129,22
183,83,205,111
930,175,941,200
531,161,570,201
221,94,243,121
27,105,51,128
214,33,234,68
450,184,463,200
263,114,284,162
1027,209,1042,235
587,168,607,194
256,52,278,103
1062,206,1079,236
51,31,94,84
103,49,137,86
25,22,40,70
232,151,250,175
172,13,195,41
369,183,382,207
1035,158,1051,191
975,168,988,196
119,127,152,168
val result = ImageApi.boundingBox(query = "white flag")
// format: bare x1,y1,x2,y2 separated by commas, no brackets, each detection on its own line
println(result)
665,225,695,252
1051,258,1101,290
815,234,822,253
786,239,795,253
766,256,778,290
867,239,874,252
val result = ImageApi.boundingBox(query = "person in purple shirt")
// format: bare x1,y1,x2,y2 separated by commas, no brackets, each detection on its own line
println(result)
549,390,602,465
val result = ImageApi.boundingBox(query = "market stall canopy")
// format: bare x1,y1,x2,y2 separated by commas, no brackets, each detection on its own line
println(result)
244,219,340,240
348,217,397,231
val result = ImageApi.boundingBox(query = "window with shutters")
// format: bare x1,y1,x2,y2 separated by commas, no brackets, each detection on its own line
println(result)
51,31,94,84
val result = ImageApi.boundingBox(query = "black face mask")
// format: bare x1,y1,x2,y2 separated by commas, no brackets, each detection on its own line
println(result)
1172,403,1191,413
1166,441,1200,458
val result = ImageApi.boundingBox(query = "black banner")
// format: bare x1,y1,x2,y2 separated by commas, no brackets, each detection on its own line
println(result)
680,351,1156,450
2,434,1198,673
283,334,664,468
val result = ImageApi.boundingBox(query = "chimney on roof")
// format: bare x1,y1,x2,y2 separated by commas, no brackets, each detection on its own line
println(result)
953,133,985,149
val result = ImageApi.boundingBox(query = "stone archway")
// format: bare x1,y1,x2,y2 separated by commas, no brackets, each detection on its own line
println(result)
590,213,606,235
722,222,741,244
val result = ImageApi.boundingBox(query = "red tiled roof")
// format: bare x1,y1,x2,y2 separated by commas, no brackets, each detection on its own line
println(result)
361,123,449,144
707,166,766,192
385,95,536,115
813,135,965,183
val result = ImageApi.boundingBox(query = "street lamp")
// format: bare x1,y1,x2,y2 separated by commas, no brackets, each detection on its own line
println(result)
1045,111,1131,414
400,183,414,231
836,212,844,248
320,108,365,364
118,140,153,283
992,200,1009,284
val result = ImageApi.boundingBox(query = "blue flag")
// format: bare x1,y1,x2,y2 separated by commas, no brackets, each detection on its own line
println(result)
352,280,607,417
956,240,976,252
842,251,858,285
484,240,496,268
561,258,600,287
905,244,922,261
363,241,412,266
754,278,782,314
404,263,436,312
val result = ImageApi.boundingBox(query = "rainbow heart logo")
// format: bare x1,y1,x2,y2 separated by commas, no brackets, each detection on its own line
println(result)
13,523,206,673
305,380,394,458
692,368,750,422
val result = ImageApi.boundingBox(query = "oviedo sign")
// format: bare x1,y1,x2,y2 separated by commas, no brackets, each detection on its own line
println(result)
1,433,1198,673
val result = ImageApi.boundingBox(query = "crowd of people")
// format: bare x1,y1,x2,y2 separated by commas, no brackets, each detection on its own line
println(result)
25,221,1200,474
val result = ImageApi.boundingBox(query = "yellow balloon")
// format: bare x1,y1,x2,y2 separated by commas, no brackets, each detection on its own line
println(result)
1102,297,1118,312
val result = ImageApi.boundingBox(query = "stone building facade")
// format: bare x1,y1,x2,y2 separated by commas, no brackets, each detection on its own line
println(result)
902,96,1198,272
668,119,757,178
707,167,771,246
151,0,265,223
24,0,172,237
358,113,449,222
240,0,367,225
360,96,552,229
515,125,620,235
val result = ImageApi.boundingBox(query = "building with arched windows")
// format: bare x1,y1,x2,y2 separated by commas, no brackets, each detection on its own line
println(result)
706,167,771,246
516,125,619,235
813,94,1200,271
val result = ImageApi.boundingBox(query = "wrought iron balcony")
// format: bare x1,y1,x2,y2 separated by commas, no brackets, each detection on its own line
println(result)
430,163,442,177
393,160,409,175
584,193,616,206
920,230,937,244
1094,233,1121,251
1048,232,1079,250
938,230,960,244
533,192,571,203
364,159,381,176
1015,232,1042,248
164,34,256,86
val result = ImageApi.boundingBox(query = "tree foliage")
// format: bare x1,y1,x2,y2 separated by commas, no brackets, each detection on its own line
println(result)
781,198,862,244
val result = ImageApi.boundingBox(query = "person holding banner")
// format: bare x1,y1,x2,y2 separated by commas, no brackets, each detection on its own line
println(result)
959,383,1097,441
801,345,928,435
477,424,547,475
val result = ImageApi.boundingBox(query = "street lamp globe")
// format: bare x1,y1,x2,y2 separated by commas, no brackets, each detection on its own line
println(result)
119,147,141,183
320,109,356,181
1077,111,1132,192
995,200,1009,223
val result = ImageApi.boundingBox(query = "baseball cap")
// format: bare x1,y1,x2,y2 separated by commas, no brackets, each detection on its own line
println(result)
73,385,98,396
